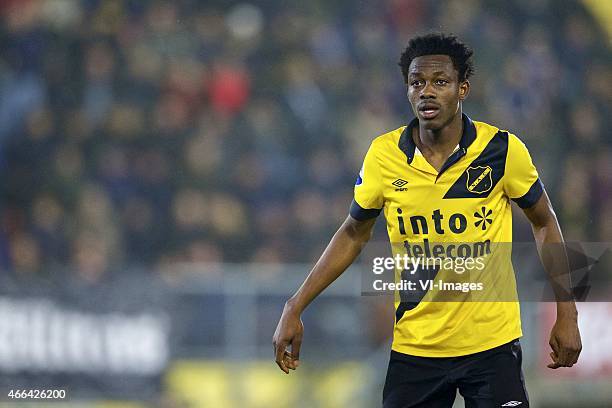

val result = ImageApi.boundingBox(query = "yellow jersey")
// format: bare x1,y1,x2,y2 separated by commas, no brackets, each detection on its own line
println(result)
351,114,543,357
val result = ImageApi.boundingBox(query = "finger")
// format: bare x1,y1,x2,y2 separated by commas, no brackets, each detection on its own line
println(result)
547,353,561,369
555,348,572,367
549,349,574,368
276,357,289,373
550,351,558,362
569,341,582,363
570,346,582,365
284,350,297,370
547,352,560,369
275,342,289,374
291,336,302,363
549,336,559,354
558,343,581,367
564,345,581,366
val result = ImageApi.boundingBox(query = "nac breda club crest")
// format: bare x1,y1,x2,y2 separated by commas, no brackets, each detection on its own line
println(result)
465,165,493,194
443,131,508,200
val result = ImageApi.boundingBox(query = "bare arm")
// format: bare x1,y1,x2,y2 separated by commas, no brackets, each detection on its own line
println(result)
272,214,377,373
522,190,582,368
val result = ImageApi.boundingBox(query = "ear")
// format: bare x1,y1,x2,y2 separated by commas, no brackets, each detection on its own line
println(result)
459,80,470,101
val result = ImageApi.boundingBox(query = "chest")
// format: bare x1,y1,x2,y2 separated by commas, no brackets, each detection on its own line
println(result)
378,150,507,239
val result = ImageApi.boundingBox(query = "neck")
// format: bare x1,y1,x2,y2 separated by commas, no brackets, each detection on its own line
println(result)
416,110,463,152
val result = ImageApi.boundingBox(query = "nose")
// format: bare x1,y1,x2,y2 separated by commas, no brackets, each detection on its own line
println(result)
420,82,436,99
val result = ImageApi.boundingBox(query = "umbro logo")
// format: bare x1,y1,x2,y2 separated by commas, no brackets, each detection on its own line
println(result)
501,401,522,407
392,179,408,191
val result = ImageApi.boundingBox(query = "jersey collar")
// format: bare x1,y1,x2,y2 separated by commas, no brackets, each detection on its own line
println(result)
398,113,477,176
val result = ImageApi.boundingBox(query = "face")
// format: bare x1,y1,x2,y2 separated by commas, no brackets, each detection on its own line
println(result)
406,54,469,130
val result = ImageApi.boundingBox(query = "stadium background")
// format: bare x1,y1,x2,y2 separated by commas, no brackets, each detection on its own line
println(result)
0,0,610,407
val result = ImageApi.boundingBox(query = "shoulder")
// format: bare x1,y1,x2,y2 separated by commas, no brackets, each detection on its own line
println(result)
473,119,508,140
369,125,407,151
473,119,528,151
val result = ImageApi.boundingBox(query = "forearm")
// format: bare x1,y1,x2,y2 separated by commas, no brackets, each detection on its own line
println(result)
525,193,581,367
286,217,373,315
531,217,576,315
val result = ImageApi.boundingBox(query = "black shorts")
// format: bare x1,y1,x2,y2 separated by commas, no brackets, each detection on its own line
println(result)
383,339,529,408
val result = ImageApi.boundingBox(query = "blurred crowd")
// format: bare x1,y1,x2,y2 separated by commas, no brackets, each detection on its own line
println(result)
0,0,610,282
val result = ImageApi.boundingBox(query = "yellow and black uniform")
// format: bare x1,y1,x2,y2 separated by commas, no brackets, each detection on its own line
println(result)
351,114,543,358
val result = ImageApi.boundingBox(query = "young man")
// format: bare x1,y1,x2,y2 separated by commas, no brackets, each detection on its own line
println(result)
273,34,581,407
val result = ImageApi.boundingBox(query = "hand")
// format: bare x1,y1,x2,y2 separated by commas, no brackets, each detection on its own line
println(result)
547,316,582,369
272,304,304,374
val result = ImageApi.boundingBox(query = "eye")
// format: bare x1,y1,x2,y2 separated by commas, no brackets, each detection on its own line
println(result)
435,79,449,85
410,80,423,87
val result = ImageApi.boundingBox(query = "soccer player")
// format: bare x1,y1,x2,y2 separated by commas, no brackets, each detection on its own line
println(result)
272,33,581,407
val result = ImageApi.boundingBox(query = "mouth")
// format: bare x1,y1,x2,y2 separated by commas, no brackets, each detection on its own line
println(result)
418,105,440,120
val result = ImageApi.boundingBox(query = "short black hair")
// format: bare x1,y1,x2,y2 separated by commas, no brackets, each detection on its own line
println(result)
399,33,474,83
